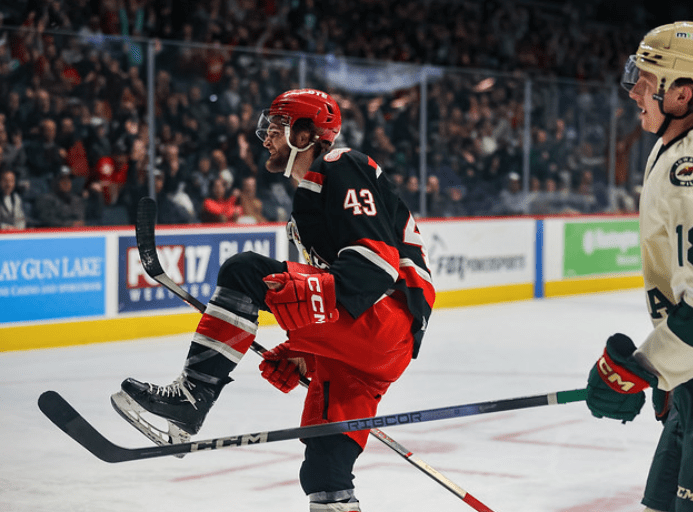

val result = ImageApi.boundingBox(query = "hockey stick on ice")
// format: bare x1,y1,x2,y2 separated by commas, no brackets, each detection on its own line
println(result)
38,388,587,464
135,196,494,510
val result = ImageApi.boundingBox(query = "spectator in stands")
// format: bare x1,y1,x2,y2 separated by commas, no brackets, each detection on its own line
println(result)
186,153,216,213
57,116,89,178
574,169,600,214
200,176,242,223
3,91,25,134
153,169,195,225
90,155,127,206
335,95,365,149
494,172,531,216
33,166,86,227
0,0,664,224
443,186,468,218
529,176,560,215
0,168,27,230
24,90,55,137
86,117,112,168
529,128,553,182
3,129,29,183
112,114,140,160
237,175,266,224
185,84,212,140
159,142,185,194
226,130,260,186
210,148,234,190
425,175,448,218
27,118,65,179
82,177,106,226
401,174,421,216
118,137,149,224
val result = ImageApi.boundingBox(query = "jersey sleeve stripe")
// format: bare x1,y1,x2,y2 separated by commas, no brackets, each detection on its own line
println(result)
338,245,399,282
298,181,322,193
366,156,383,178
356,238,400,268
399,258,433,286
400,259,436,305
297,171,325,193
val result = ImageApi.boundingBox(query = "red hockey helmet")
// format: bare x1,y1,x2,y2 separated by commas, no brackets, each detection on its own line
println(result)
266,89,341,144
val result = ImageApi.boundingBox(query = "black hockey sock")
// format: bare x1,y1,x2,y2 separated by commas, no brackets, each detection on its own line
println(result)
210,287,259,323
184,286,259,386
184,342,235,386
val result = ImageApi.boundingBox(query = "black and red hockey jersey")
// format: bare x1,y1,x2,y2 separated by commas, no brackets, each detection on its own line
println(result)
287,147,435,358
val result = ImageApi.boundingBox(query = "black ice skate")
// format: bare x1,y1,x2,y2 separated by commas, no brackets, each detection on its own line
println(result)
111,372,230,451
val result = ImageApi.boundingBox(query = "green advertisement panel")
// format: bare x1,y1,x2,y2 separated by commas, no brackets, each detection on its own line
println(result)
564,220,641,277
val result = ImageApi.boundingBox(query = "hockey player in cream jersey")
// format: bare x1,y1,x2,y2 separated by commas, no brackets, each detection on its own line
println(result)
585,22,693,511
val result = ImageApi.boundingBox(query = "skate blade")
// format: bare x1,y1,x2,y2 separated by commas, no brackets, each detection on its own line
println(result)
110,391,190,458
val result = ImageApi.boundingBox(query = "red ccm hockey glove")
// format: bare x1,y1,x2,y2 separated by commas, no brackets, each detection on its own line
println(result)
263,271,339,331
259,342,314,393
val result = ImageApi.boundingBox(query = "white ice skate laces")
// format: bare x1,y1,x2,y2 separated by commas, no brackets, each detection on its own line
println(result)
150,373,199,410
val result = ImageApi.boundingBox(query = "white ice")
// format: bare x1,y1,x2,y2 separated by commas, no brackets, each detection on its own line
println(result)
1,289,664,512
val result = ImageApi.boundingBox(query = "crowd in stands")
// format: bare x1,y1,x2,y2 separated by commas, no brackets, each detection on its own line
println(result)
0,0,667,230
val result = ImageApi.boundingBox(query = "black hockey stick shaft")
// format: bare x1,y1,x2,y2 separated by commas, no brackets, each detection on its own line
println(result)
136,197,494,510
136,197,207,311
38,388,587,464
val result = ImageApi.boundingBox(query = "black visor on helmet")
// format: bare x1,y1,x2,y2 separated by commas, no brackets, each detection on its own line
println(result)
621,55,640,92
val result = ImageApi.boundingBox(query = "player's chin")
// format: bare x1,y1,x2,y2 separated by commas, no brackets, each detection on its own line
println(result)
265,163,285,174
265,156,288,174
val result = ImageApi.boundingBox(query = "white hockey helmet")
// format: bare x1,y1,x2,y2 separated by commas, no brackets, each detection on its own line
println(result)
622,21,693,96
622,21,693,135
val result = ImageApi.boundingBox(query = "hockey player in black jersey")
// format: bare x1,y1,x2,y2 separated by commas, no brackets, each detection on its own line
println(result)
112,88,435,512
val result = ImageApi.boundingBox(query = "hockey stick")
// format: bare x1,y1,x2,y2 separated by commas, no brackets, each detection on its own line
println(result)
38,388,587,464
135,197,494,510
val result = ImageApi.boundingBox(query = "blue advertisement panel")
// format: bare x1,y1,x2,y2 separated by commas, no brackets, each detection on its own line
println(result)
0,237,106,322
118,231,276,313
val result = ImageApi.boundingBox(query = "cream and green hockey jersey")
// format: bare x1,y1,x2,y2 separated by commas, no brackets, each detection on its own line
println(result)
634,128,693,390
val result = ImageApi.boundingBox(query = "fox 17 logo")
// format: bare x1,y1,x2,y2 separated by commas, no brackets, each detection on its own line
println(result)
671,157,693,187
127,244,211,289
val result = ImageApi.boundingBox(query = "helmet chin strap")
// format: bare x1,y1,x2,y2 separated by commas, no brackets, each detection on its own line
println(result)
655,92,693,138
283,125,315,178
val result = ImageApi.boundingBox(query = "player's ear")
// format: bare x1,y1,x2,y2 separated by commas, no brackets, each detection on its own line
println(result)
674,83,693,108
291,128,313,149
684,85,693,107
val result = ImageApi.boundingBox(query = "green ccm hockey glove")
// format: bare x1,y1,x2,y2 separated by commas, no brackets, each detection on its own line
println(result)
587,333,658,422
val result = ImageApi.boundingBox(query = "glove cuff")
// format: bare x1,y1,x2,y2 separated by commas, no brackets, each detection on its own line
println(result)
598,333,658,393
598,348,650,394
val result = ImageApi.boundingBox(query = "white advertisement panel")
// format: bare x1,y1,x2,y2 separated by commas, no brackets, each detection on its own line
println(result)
419,218,536,291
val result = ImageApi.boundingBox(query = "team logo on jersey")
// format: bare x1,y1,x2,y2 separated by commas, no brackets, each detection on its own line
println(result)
324,147,351,162
286,216,329,270
670,157,693,186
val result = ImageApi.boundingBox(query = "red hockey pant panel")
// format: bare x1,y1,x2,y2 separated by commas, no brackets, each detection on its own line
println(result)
288,294,415,448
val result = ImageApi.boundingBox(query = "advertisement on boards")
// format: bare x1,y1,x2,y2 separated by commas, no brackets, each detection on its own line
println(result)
563,220,641,277
419,219,535,291
0,237,106,322
118,231,276,313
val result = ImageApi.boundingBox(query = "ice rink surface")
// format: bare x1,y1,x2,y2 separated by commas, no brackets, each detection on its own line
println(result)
1,289,665,512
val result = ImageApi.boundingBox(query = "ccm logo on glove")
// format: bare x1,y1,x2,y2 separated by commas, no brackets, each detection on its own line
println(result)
264,271,339,331
597,349,649,394
306,276,328,322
